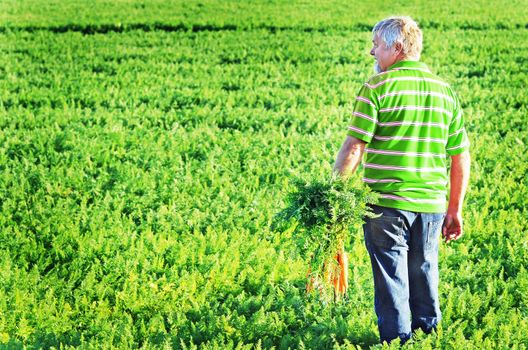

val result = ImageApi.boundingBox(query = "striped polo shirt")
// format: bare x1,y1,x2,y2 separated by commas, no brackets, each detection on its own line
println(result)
347,60,469,213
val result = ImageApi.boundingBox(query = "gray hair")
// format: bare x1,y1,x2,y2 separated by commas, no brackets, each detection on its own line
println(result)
373,16,423,60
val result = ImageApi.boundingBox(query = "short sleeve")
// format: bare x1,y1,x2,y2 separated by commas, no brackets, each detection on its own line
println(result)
446,94,470,156
347,84,378,143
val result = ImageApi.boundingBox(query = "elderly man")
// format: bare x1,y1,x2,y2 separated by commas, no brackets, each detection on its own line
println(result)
333,17,470,344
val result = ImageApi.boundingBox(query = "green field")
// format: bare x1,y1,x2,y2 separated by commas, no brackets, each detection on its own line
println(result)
0,1,527,349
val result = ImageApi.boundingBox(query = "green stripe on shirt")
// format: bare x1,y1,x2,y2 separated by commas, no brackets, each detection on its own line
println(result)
347,60,470,213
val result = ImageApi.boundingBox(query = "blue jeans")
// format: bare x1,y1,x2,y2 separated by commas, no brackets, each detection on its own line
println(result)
363,205,445,344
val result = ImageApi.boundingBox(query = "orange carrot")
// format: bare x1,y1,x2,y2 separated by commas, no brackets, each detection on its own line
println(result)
306,246,349,299
336,249,349,296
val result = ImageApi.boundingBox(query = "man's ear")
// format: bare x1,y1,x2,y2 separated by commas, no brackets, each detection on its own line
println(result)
394,42,404,56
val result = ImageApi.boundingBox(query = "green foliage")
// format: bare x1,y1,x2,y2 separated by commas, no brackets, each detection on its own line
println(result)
276,176,377,289
0,1,527,349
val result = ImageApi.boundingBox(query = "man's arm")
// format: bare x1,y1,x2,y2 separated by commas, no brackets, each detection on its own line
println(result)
443,150,471,242
333,135,367,179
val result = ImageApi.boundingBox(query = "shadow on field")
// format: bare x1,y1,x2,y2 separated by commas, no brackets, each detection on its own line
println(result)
174,277,379,349
0,22,373,35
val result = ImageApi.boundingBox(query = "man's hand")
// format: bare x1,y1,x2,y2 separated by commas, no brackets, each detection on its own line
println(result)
442,210,463,242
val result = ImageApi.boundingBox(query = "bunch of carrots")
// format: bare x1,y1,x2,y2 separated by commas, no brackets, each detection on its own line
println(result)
274,176,377,301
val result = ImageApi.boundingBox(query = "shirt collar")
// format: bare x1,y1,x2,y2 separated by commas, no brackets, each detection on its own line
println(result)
387,60,430,72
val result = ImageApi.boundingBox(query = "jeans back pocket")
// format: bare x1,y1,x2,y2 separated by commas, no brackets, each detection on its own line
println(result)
365,215,406,250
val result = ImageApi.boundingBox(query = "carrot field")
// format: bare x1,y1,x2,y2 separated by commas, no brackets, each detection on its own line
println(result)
0,1,527,349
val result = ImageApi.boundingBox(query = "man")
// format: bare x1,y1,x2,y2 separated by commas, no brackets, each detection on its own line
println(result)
333,16,470,344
